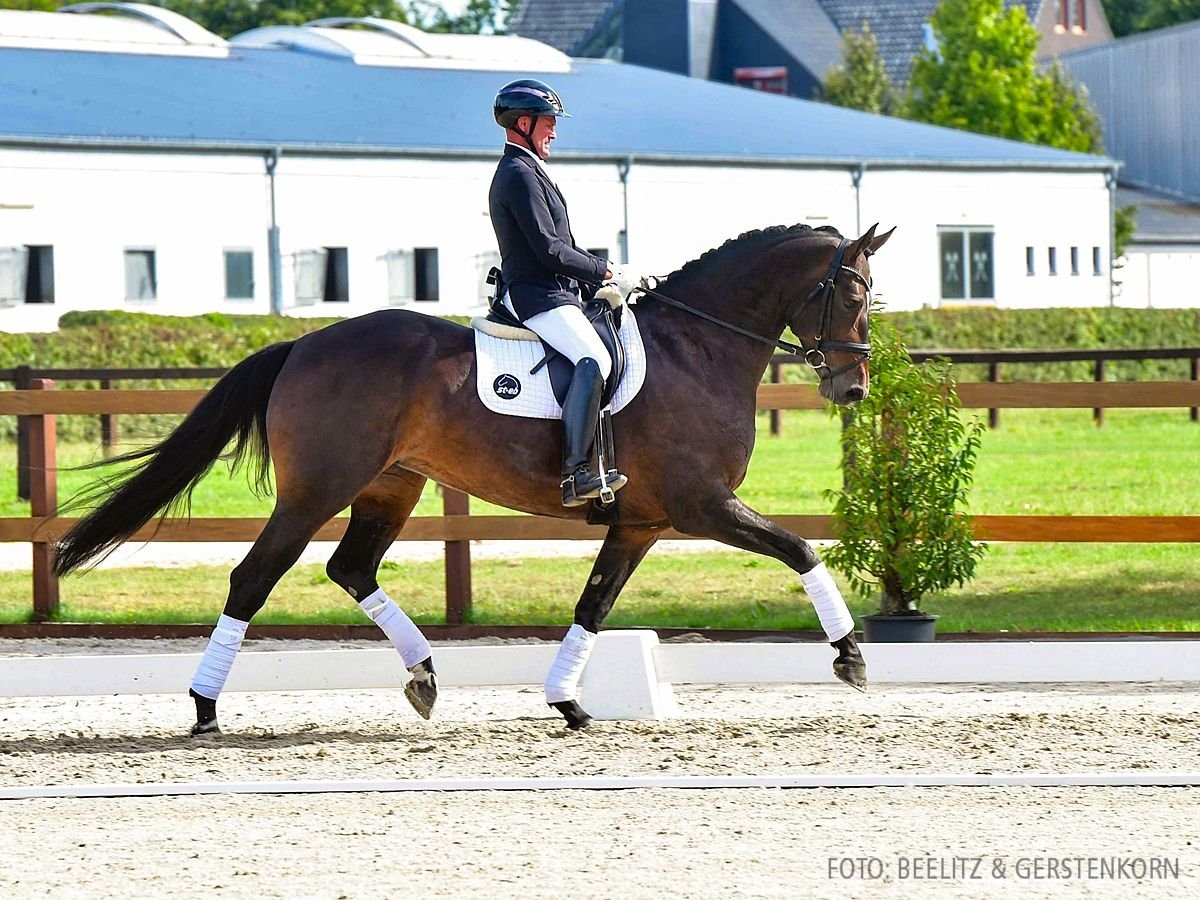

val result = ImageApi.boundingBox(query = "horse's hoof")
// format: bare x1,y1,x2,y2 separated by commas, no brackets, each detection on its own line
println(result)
405,658,438,720
188,688,220,735
549,700,593,730
833,657,869,693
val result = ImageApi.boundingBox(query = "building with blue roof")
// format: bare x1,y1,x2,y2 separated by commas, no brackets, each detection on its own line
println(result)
0,4,1118,331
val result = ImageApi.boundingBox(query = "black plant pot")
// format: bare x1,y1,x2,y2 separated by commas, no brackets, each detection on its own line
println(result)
861,613,939,643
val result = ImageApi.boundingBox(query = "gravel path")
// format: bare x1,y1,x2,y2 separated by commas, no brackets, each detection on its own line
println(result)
1,646,1197,897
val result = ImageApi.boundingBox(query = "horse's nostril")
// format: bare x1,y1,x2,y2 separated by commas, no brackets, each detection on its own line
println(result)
845,386,865,403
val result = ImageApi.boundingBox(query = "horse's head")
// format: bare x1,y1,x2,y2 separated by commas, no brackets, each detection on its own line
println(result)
787,223,894,405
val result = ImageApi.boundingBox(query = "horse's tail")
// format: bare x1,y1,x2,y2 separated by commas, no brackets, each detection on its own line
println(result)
54,341,296,576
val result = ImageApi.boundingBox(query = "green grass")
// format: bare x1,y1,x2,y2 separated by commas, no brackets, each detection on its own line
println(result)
1,408,1197,630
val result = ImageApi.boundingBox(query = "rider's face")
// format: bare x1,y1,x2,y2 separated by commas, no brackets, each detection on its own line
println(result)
528,115,557,160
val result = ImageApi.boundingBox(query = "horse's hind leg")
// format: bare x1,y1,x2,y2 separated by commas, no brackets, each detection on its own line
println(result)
545,525,659,729
325,467,438,719
189,501,340,735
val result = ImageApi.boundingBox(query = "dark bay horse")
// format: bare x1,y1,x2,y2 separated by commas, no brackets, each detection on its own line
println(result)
54,222,893,734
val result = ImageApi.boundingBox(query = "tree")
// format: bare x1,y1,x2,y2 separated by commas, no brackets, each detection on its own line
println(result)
408,0,517,33
905,0,1104,153
0,1,515,38
823,317,986,618
1139,0,1200,29
1102,0,1200,35
1034,60,1105,153
0,1,60,10
1101,0,1148,35
822,22,899,116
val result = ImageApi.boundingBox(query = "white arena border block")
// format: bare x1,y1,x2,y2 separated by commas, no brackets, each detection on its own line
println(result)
3,772,1200,801
1,636,1198,720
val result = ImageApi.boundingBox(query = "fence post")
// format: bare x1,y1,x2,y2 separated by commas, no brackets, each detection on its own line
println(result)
442,486,472,625
1093,358,1106,426
769,359,782,436
987,362,1000,429
1191,356,1198,424
28,379,59,622
99,378,118,456
15,364,31,500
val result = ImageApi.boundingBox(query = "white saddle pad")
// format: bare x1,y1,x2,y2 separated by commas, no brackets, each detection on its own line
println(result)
474,306,648,419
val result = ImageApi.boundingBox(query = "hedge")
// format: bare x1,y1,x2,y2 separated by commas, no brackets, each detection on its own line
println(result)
1,306,1197,440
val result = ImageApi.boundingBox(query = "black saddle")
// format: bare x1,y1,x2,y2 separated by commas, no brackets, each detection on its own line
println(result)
485,270,627,408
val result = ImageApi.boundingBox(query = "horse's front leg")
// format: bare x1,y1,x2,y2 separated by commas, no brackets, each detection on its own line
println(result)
668,490,867,692
545,525,660,729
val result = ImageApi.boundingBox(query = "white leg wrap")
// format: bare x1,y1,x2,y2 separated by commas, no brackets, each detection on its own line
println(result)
359,588,431,668
190,614,248,701
800,563,855,642
544,623,596,704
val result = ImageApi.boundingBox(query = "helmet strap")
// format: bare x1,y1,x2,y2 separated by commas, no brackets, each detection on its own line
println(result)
518,115,542,158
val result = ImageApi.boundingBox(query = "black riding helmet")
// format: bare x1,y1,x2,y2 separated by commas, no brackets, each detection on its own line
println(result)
493,79,570,128
494,79,570,156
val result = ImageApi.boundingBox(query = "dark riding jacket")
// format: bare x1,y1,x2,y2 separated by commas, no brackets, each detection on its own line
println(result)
489,143,608,321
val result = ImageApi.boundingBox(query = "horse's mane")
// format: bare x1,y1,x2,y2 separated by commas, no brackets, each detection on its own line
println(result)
661,223,843,283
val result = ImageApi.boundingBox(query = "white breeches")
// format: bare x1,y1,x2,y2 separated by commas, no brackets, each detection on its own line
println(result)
522,304,612,380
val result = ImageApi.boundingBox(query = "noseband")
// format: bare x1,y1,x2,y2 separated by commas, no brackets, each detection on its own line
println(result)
786,238,873,380
632,237,872,381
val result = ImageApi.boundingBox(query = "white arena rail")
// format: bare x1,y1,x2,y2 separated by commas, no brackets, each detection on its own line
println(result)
1,632,1199,722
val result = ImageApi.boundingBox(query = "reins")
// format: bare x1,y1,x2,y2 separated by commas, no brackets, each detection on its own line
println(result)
632,238,873,379
631,282,804,355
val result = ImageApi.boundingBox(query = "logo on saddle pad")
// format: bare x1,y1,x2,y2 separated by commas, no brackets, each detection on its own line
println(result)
493,373,522,399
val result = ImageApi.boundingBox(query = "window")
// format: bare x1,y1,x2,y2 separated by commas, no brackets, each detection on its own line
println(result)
1070,246,1080,276
224,249,253,300
386,249,414,305
323,247,349,302
293,247,348,304
938,228,994,302
294,249,326,305
1093,246,1103,276
414,247,439,302
25,245,54,303
0,245,55,304
124,248,156,300
587,247,610,262
1047,246,1058,276
1025,246,1036,276
1055,0,1086,32
733,66,788,95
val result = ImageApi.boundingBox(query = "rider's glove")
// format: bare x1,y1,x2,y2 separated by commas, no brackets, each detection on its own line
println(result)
606,263,644,300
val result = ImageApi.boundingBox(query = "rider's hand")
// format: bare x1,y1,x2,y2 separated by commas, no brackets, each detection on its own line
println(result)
605,263,643,299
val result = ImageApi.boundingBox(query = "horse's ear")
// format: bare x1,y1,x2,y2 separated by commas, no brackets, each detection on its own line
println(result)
864,225,896,257
846,223,878,261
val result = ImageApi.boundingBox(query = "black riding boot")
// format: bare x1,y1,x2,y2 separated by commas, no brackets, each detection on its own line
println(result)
561,357,628,507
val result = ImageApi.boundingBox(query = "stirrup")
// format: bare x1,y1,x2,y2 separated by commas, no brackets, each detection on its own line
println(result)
561,468,627,508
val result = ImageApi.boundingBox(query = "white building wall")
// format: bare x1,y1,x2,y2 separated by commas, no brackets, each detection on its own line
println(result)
0,146,1117,332
859,169,1113,311
0,148,272,331
621,162,857,276
1115,248,1200,308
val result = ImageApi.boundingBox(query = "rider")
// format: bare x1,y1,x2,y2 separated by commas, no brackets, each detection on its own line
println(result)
489,78,640,507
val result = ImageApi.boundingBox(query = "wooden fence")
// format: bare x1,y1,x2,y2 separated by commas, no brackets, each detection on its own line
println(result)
767,347,1200,432
2,376,1199,625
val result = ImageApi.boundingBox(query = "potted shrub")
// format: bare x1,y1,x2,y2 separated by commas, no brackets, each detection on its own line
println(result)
823,317,987,642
